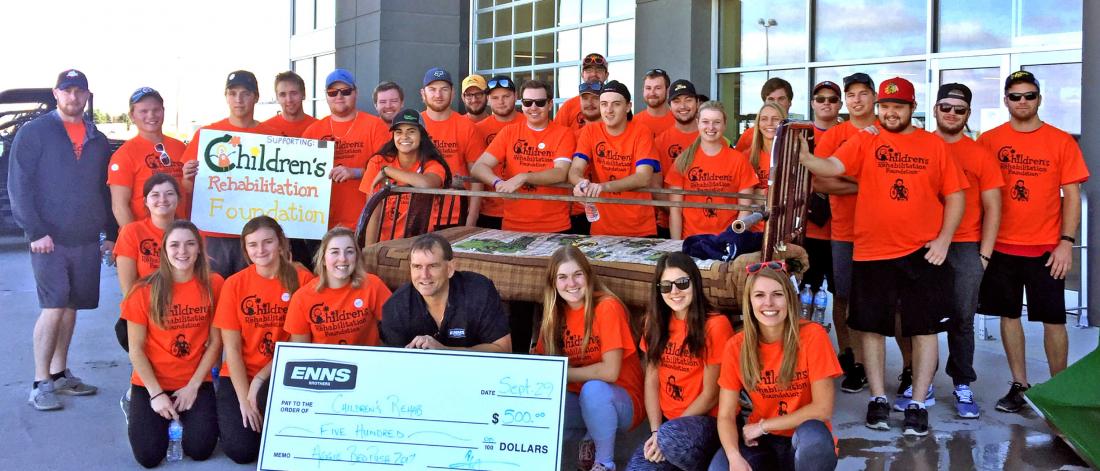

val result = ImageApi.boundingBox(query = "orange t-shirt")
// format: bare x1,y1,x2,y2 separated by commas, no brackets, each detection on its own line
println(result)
654,127,698,229
834,128,967,261
422,111,486,226
262,114,319,138
814,121,875,242
805,126,831,240
121,275,225,390
734,126,753,153
718,321,842,438
640,314,734,419
301,111,391,230
283,275,391,346
485,121,576,232
554,96,591,136
108,135,188,220
214,264,315,378
944,136,1005,243
182,118,279,238
633,109,676,136
114,218,166,278
360,156,447,241
574,121,659,236
977,123,1089,247
63,120,85,158
533,296,645,428
665,146,759,238
475,115,520,218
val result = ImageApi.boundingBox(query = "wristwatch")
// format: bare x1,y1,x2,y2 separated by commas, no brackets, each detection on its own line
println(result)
1061,235,1076,244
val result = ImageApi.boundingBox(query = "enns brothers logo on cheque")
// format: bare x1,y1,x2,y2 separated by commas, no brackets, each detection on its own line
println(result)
203,134,328,177
283,360,358,391
874,144,929,175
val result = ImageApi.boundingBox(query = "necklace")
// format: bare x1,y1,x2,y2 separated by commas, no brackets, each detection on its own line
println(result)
328,112,359,140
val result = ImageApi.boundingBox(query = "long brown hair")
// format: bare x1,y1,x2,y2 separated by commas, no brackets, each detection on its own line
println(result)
739,267,801,391
538,246,622,356
748,102,787,171
130,221,215,329
313,227,366,292
675,100,726,175
240,216,302,294
644,252,714,366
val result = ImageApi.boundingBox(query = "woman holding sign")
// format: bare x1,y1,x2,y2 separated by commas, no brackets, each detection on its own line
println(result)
628,252,733,470
708,262,840,471
360,108,451,244
121,221,223,468
533,246,644,471
214,216,315,464
284,227,391,345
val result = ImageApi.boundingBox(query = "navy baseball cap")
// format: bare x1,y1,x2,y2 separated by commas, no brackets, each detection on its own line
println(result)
423,67,453,87
842,73,874,92
225,70,259,93
56,69,88,91
129,87,163,105
326,69,356,88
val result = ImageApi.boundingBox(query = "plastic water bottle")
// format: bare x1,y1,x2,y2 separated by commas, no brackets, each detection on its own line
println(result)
578,181,600,223
799,285,813,320
812,281,829,327
167,419,183,462
99,232,113,266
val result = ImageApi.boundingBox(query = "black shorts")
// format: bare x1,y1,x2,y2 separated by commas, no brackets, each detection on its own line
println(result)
978,250,1066,324
803,237,834,293
849,248,952,337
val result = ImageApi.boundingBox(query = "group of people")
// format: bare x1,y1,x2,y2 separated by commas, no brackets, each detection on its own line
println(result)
5,53,1085,470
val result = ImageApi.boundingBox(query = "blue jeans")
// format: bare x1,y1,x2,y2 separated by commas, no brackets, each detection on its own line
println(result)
627,415,721,470
564,380,634,469
708,419,836,471
946,242,983,385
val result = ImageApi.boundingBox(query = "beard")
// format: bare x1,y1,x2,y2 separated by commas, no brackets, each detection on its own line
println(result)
426,100,450,113
674,111,697,126
466,102,486,115
936,119,966,135
645,96,665,109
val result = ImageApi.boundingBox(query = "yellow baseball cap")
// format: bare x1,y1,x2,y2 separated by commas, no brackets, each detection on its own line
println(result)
461,74,488,91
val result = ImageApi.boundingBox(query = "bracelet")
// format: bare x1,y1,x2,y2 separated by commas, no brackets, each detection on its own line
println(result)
980,254,992,262
651,430,658,435
151,391,167,401
492,178,503,189
1061,235,1076,244
758,419,769,435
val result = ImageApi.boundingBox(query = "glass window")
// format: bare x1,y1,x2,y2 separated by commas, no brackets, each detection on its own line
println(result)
938,0,1082,52
534,0,556,30
496,8,513,37
581,24,607,58
314,53,335,95
558,29,580,62
607,20,634,57
1018,0,1083,45
494,40,513,69
476,42,493,70
815,0,926,61
608,0,633,17
582,0,607,22
534,68,557,100
558,65,580,99
559,0,581,25
477,0,494,8
731,69,808,120
293,0,314,35
534,33,556,65
514,2,533,34
1022,63,1081,134
293,58,315,115
717,73,751,140
513,37,533,68
814,61,928,124
477,11,494,40
316,0,335,28
739,1,807,67
607,59,634,90
939,67,1002,135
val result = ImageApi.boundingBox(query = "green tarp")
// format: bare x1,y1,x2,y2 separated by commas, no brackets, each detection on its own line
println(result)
1026,347,1100,469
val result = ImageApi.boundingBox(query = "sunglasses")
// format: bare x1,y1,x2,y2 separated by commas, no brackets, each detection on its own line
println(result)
646,68,667,77
579,81,604,94
487,78,512,90
813,95,840,104
1006,91,1039,102
326,88,355,97
521,98,549,107
153,142,171,167
658,276,691,294
745,260,787,274
583,55,608,67
937,103,968,115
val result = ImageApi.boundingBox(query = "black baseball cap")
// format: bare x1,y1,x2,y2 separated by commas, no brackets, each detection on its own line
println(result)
600,80,631,102
937,83,972,105
843,73,874,92
56,69,88,91
1004,70,1040,92
226,70,259,93
389,108,423,131
667,79,697,101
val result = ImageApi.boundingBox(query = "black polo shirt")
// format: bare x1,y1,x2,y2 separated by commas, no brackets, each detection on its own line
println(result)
380,271,510,348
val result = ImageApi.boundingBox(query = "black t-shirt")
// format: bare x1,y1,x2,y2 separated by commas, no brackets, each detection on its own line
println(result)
380,271,510,348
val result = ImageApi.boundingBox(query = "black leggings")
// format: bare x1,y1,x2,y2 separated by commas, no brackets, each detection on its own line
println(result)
215,375,271,464
128,383,218,468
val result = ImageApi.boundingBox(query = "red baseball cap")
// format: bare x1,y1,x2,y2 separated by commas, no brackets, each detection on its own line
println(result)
876,77,915,105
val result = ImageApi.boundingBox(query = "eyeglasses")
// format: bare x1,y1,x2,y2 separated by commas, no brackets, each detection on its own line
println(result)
813,95,840,104
487,78,512,90
658,276,691,294
462,90,486,99
936,103,968,115
583,54,607,67
521,98,549,108
745,260,787,274
153,142,171,167
326,88,355,97
579,81,604,94
1006,91,1039,102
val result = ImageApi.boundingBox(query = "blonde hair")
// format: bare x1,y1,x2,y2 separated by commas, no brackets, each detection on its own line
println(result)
674,100,727,175
748,102,787,171
738,267,801,391
129,221,215,329
538,246,622,356
313,227,366,292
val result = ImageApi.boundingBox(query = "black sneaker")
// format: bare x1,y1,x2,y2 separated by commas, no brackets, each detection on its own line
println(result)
896,367,913,395
865,397,890,430
995,382,1030,413
841,363,868,393
902,403,929,436
838,348,855,376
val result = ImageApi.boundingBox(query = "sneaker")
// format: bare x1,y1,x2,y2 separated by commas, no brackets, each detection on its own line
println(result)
902,403,929,436
28,381,63,411
953,385,980,418
838,348,855,376
841,363,868,393
895,367,913,396
577,439,595,471
120,390,132,425
995,382,1030,413
894,384,936,411
865,397,890,430
53,369,98,396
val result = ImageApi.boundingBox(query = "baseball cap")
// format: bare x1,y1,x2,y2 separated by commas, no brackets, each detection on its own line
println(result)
876,77,916,105
667,79,697,101
389,108,423,131
812,80,841,96
582,53,608,70
461,74,487,92
225,70,259,93
486,75,515,92
842,73,874,92
600,80,631,102
1004,70,1040,92
936,83,972,105
325,69,357,89
129,87,163,105
579,80,604,96
56,69,88,91
423,67,453,86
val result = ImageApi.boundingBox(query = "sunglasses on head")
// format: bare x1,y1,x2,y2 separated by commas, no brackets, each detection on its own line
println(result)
488,78,512,89
153,142,171,167
813,95,840,104
1006,91,1038,102
583,55,607,67
646,68,667,77
579,81,604,94
658,276,691,294
326,88,355,97
521,98,549,107
745,260,787,274
937,103,968,115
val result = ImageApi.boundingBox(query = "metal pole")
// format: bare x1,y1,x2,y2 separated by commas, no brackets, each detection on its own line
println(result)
1083,0,1100,328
